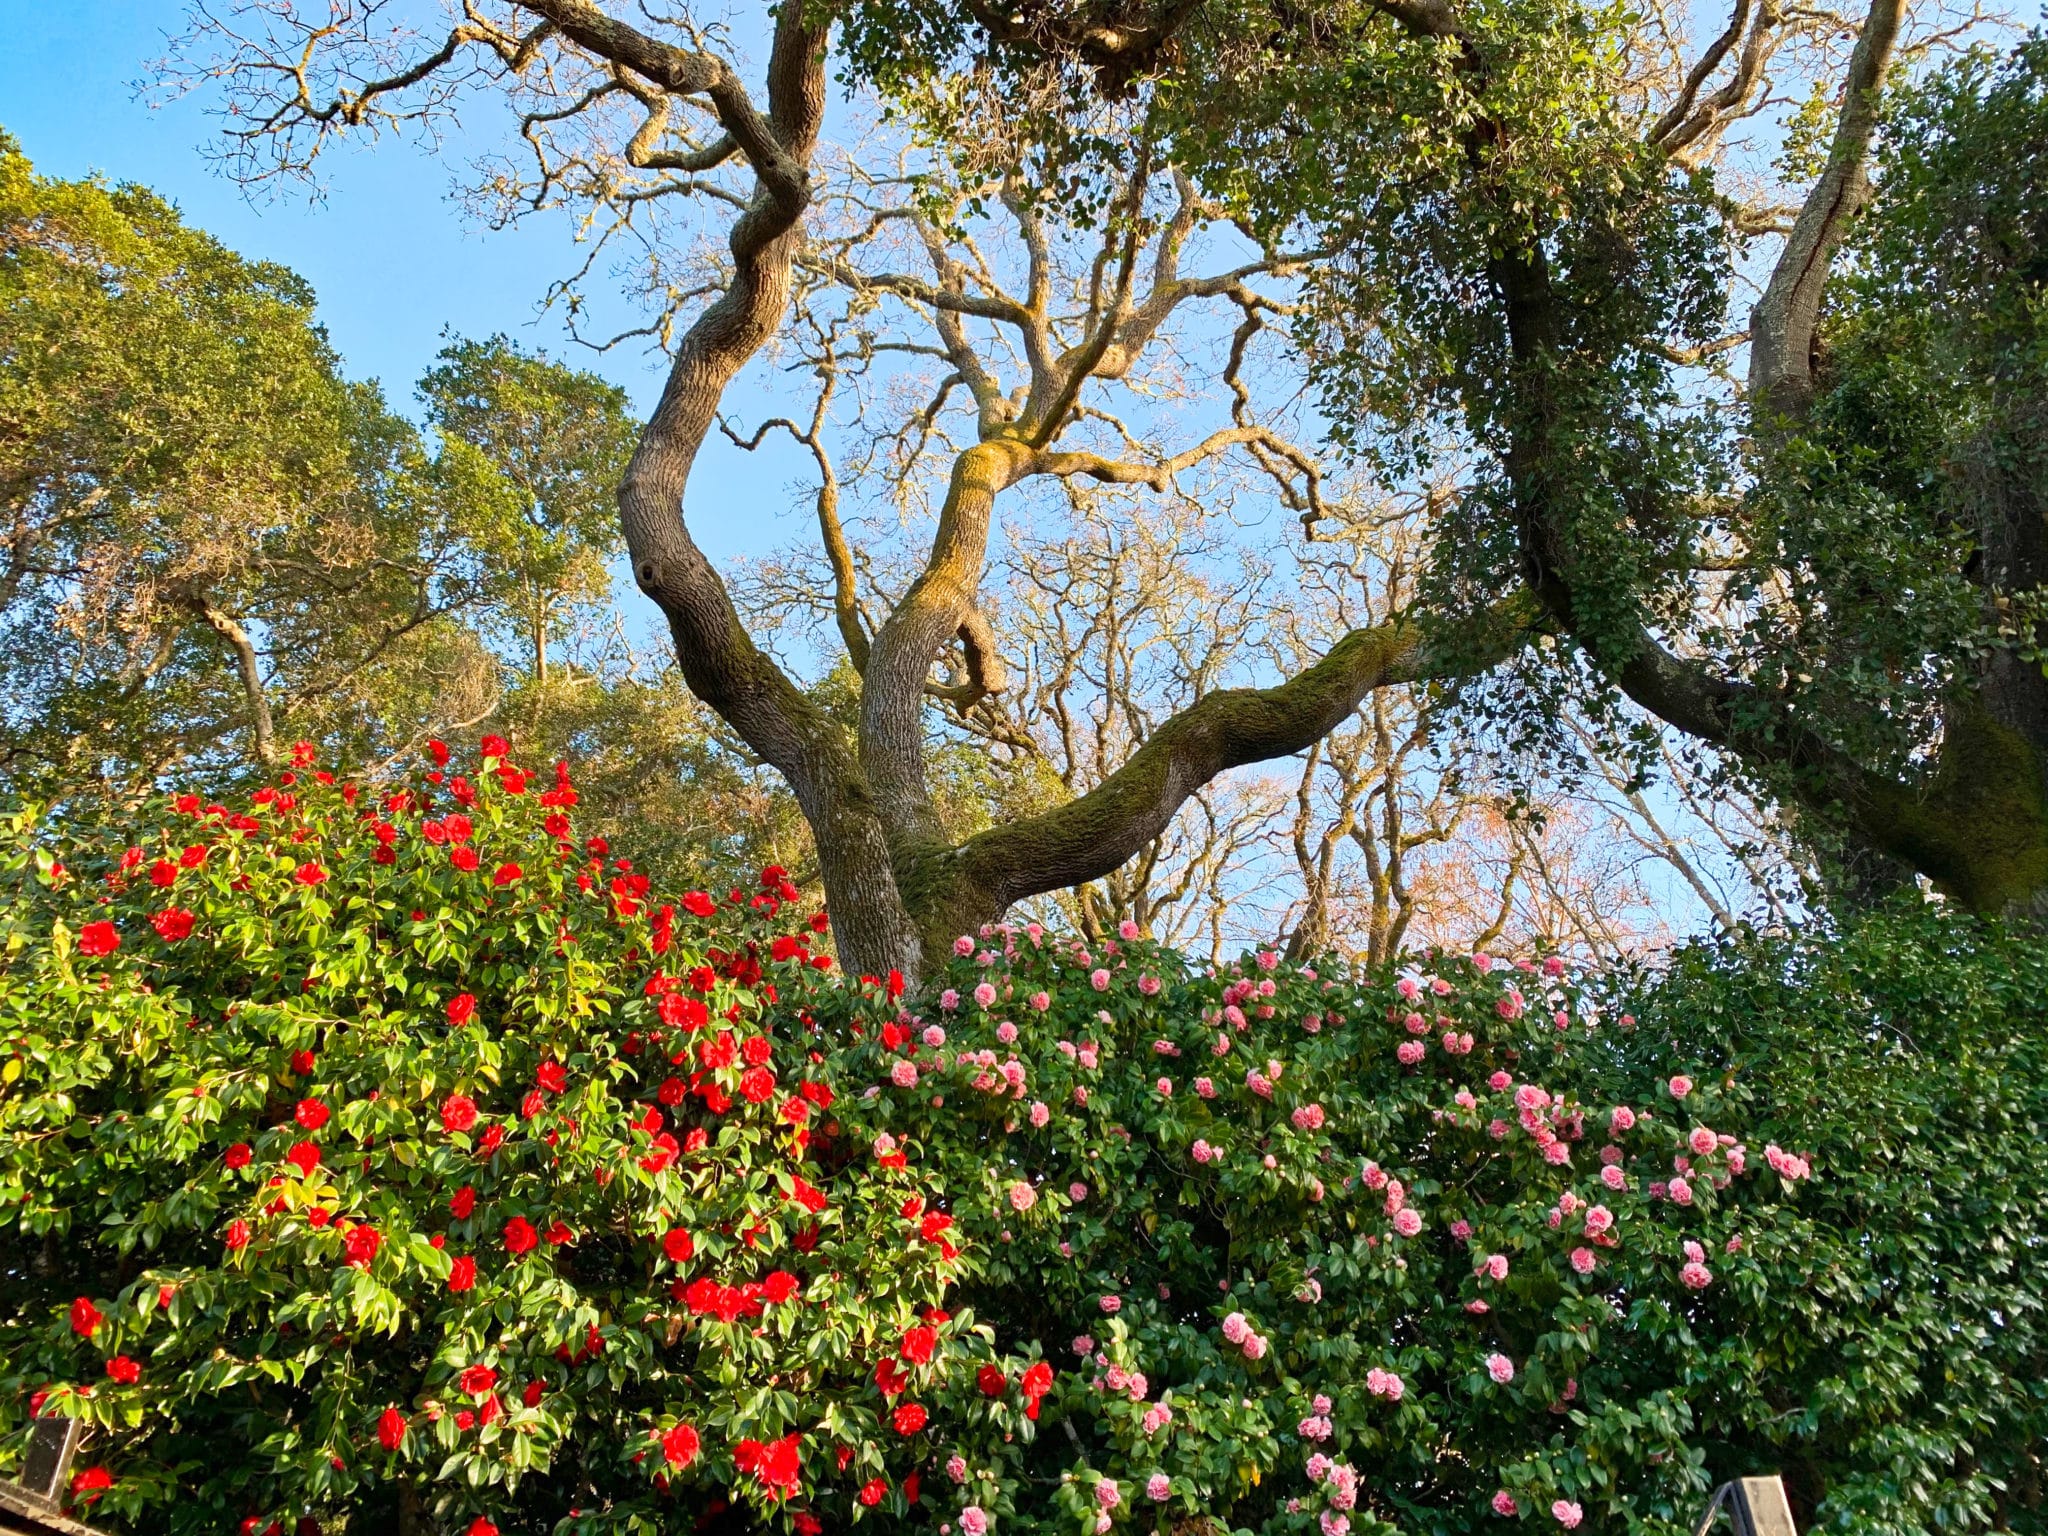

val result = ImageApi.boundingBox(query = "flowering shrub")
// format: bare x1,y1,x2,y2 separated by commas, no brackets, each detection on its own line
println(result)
0,744,1004,1534
836,932,1834,1536
3,744,2043,1536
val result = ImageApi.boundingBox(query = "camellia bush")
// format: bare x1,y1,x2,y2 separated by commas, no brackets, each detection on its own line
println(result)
2,740,2043,1536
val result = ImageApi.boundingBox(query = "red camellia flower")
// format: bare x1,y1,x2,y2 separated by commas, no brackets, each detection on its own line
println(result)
450,1185,476,1219
286,1141,321,1176
520,1089,545,1120
1021,1361,1055,1420
224,1142,252,1170
441,1095,479,1134
294,1098,330,1130
480,734,510,759
544,1219,573,1246
289,1050,317,1076
343,1225,382,1268
681,890,717,918
458,1364,498,1399
732,1434,804,1499
503,1216,538,1256
977,1364,1008,1397
451,847,481,872
149,857,178,887
377,1407,407,1451
740,1064,777,1104
493,862,523,886
467,1520,499,1536
150,907,195,941
77,921,120,957
892,1402,929,1436
69,1467,112,1499
448,1255,477,1292
70,1297,102,1336
104,1355,140,1385
293,861,328,886
860,1479,888,1507
662,1228,694,1264
535,1060,567,1093
523,1380,544,1407
900,1325,938,1365
446,993,477,1026
224,1219,251,1250
761,1270,800,1305
660,1422,701,1468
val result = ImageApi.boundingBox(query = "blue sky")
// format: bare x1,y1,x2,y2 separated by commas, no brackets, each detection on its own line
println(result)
0,0,807,578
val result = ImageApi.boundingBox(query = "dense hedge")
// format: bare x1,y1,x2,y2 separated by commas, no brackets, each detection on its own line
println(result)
0,742,2041,1536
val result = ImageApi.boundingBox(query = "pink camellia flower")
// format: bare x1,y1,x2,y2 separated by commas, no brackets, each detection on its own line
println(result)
1570,1247,1597,1275
1397,1041,1426,1066
1765,1144,1812,1180
1668,1177,1694,1206
1600,1164,1627,1191
1321,1514,1351,1536
1392,1209,1422,1237
1493,1493,1519,1517
1139,974,1161,995
1480,1253,1509,1282
1147,1474,1172,1502
891,1060,921,1089
1191,1139,1215,1164
974,982,997,1009
1243,1333,1269,1360
1222,1311,1249,1344
1544,955,1566,977
954,935,976,956
1090,969,1112,992
1680,1261,1714,1289
1668,1075,1694,1098
1488,1071,1513,1092
1553,1501,1583,1529
1397,975,1420,1000
1313,1393,1333,1414
1609,1105,1637,1133
1008,1181,1038,1212
1029,1101,1050,1127
1583,1205,1614,1236
1157,1077,1174,1096
1096,1480,1121,1509
962,1508,990,1536
1071,1183,1089,1202
1030,991,1052,1012
1450,1219,1473,1240
996,1021,1019,1044
1542,1142,1572,1166
923,1025,947,1048
1495,989,1524,1021
1195,1077,1216,1098
1689,1126,1718,1155
1291,1103,1325,1131
1099,1293,1121,1313
1142,1404,1172,1435
940,989,960,1011
949,1456,970,1484
1485,1353,1515,1384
